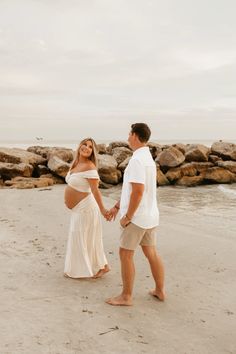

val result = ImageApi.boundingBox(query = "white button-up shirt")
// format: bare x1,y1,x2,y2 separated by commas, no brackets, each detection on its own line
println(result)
120,146,159,228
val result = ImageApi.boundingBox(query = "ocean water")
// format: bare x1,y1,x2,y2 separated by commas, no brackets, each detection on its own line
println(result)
158,184,236,217
102,183,236,209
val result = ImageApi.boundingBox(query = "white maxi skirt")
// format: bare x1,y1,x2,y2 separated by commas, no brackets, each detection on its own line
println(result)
64,194,108,278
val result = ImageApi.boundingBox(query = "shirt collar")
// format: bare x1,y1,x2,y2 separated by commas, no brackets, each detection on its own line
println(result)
133,146,149,157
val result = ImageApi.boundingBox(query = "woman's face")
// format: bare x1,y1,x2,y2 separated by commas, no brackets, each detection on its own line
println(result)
79,140,93,159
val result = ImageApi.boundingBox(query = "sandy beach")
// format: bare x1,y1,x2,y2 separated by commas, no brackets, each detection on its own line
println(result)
0,184,236,354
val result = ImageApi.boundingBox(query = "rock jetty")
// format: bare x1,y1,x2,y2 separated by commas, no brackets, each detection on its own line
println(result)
0,141,236,189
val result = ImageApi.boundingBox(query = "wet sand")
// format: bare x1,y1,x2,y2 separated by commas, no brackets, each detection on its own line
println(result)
0,185,236,354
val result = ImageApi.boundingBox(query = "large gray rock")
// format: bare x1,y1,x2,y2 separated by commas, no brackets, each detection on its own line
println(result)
118,156,131,173
97,144,107,154
156,167,170,186
157,147,185,168
185,144,210,162
165,163,198,183
107,141,131,154
209,154,222,164
40,173,65,184
176,176,204,187
172,143,187,155
112,147,133,165
164,162,215,183
27,146,74,162
215,161,236,174
4,176,53,189
35,164,51,177
0,147,46,166
147,142,163,159
0,162,33,180
211,141,236,161
201,167,236,183
48,156,70,178
98,154,121,184
194,162,214,173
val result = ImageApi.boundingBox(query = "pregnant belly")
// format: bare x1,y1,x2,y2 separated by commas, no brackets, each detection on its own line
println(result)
64,185,90,209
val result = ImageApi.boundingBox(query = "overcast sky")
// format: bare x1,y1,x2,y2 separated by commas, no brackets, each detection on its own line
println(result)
0,0,236,142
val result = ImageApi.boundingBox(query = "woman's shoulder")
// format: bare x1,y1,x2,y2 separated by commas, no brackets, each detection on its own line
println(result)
83,161,97,172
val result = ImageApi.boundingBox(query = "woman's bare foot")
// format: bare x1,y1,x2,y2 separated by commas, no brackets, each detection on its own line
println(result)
93,264,110,279
149,289,165,301
106,294,133,306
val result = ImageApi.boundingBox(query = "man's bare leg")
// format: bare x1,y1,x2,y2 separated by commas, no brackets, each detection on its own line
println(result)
106,248,134,306
142,245,165,301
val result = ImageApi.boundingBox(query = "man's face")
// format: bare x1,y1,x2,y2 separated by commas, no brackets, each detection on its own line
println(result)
128,131,135,149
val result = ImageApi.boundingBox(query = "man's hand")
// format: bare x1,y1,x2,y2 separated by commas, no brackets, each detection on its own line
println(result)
120,215,131,228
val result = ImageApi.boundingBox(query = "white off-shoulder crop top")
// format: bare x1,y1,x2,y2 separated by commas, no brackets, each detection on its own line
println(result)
65,169,99,193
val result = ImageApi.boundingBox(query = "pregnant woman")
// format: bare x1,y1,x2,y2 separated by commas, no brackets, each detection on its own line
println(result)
64,138,110,279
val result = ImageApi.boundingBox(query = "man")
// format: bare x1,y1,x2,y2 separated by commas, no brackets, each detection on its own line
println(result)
106,123,165,306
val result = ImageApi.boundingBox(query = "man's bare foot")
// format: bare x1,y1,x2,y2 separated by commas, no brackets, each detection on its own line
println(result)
93,265,110,279
105,294,132,306
149,289,165,301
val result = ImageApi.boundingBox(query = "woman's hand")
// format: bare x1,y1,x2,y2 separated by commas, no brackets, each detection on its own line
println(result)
108,206,119,221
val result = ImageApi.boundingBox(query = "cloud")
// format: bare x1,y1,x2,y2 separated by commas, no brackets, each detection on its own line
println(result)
0,0,235,141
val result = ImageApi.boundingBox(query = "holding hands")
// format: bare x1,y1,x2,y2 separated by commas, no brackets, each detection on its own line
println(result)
101,203,131,228
101,204,119,222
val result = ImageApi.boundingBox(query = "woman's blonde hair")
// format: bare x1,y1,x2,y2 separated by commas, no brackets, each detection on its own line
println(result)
70,138,98,170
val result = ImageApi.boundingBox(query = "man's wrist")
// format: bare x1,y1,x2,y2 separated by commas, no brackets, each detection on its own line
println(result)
125,214,131,222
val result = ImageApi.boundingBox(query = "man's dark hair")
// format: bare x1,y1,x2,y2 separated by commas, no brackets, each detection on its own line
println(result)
131,123,151,143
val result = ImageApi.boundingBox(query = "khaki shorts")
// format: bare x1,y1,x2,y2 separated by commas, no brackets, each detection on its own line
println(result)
120,222,157,251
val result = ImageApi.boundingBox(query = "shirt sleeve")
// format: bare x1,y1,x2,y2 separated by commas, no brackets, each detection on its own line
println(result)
127,158,145,184
82,170,100,179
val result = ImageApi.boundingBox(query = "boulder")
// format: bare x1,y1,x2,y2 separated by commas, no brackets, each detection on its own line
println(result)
209,154,222,164
180,163,198,176
98,180,114,189
211,141,236,161
47,148,74,163
156,167,170,186
40,173,65,184
47,156,70,178
27,146,74,162
172,143,187,155
165,163,198,183
201,167,236,183
112,147,133,165
107,141,131,154
215,161,236,174
192,162,214,173
0,162,33,180
4,176,54,189
0,147,46,166
185,144,210,162
98,154,121,184
157,147,185,168
176,176,204,187
165,168,182,182
35,164,51,177
147,142,163,159
97,144,107,154
118,156,131,173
